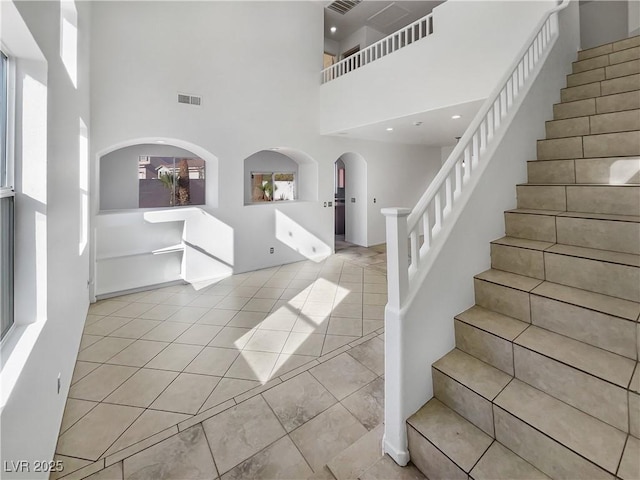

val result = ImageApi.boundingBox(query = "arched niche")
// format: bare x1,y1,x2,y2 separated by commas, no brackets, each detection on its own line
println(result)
243,148,318,205
97,138,219,210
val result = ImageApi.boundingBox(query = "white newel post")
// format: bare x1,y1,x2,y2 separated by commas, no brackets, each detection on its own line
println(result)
381,207,411,465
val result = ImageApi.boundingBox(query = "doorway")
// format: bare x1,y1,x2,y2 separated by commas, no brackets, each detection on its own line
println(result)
333,152,367,250
334,159,347,250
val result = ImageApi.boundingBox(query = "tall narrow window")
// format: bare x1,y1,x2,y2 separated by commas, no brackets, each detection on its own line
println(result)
0,50,14,339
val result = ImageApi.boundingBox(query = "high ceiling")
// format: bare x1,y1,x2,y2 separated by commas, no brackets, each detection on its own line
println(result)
324,0,445,42
328,99,485,147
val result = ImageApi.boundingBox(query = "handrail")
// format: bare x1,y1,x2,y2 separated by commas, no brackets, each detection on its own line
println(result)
321,13,434,84
383,0,571,310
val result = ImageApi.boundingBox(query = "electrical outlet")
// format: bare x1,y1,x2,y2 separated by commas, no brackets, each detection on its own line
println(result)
328,201,333,207
324,202,327,207
351,198,356,203
269,247,274,254
373,198,377,203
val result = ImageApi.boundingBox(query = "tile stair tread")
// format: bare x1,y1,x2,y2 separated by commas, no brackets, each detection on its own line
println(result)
474,269,543,292
433,349,512,401
455,306,529,341
507,208,640,223
618,435,640,480
572,45,640,72
545,243,640,267
557,211,640,223
514,325,636,389
469,441,551,480
504,208,564,216
494,379,627,474
531,280,640,321
528,155,640,163
407,398,493,473
490,236,554,251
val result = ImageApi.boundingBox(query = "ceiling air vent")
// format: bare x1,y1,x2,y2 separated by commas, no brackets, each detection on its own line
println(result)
327,0,361,15
177,93,202,106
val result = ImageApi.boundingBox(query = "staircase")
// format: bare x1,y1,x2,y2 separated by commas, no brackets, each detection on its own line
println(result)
407,36,640,479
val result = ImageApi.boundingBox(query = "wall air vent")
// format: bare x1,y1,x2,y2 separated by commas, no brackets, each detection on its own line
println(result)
177,93,202,106
327,0,361,15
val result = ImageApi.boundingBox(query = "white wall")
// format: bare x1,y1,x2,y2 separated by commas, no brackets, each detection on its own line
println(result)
629,1,640,37
320,0,556,134
100,143,198,210
1,0,92,473
90,1,439,289
579,0,629,49
367,145,442,246
339,25,386,57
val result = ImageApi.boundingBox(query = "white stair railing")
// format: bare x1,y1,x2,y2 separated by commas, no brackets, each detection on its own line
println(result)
383,0,571,314
321,13,434,84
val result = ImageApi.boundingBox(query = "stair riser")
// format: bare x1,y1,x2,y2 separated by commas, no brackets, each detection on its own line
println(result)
537,131,640,160
518,185,640,215
544,252,640,302
561,82,600,102
537,137,582,159
513,346,629,432
530,294,637,359
493,406,613,479
517,185,566,211
566,68,605,88
454,320,514,375
566,185,640,216
490,244,544,280
432,368,494,437
606,59,640,79
474,279,531,323
556,216,640,255
583,131,640,157
574,157,640,184
407,426,467,480
596,90,640,115
527,160,575,184
504,212,556,243
554,98,596,120
602,74,640,96
545,117,589,139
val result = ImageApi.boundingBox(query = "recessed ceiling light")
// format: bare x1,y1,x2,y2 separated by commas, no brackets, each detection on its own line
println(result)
330,26,337,33
413,121,423,126
156,140,166,144
386,127,393,131
451,115,461,119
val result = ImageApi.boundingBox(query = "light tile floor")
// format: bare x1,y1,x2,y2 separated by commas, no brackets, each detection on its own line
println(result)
52,243,424,479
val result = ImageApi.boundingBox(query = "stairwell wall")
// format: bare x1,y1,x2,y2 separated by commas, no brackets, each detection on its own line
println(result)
386,0,580,463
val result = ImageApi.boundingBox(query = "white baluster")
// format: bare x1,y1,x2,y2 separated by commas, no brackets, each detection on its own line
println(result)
422,210,431,249
434,190,442,232
444,175,453,217
463,146,471,182
409,229,419,272
454,158,462,199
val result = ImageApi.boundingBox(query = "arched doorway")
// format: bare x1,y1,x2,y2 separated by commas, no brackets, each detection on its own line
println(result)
334,152,367,248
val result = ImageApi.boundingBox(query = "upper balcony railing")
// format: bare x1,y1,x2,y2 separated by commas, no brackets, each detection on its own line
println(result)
321,13,434,84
